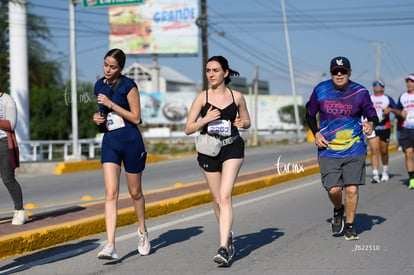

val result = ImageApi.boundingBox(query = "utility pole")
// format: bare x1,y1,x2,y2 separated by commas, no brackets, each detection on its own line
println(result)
200,0,208,91
9,0,29,146
251,65,259,146
281,0,301,141
371,41,383,80
69,0,80,159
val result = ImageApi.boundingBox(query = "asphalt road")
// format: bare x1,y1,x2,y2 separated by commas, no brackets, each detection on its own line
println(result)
0,142,317,218
0,151,412,275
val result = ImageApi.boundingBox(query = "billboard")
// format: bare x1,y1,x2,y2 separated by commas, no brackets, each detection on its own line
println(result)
140,91,196,124
139,92,302,130
245,95,303,131
109,0,199,55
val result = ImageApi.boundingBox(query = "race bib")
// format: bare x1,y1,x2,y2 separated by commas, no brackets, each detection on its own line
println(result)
207,119,231,136
406,110,414,123
106,111,125,131
375,108,384,122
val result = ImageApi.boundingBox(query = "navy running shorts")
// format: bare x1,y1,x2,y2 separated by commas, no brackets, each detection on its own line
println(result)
101,127,146,173
399,128,414,151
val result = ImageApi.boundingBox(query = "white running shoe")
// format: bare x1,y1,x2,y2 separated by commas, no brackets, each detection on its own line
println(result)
371,175,380,184
11,210,28,225
381,172,389,182
97,243,119,260
138,230,151,256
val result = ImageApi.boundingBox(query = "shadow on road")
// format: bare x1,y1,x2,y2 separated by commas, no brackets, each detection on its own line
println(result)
327,213,386,238
104,225,204,265
355,213,386,234
150,226,204,252
0,239,100,275
229,228,284,266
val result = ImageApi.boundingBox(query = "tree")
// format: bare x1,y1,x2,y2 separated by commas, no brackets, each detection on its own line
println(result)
0,0,10,89
76,81,100,138
30,85,71,140
278,104,307,128
1,2,98,140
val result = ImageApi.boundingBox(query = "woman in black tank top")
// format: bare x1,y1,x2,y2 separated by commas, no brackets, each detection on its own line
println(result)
185,56,251,266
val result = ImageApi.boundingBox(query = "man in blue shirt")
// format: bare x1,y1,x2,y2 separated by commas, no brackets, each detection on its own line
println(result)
306,56,378,240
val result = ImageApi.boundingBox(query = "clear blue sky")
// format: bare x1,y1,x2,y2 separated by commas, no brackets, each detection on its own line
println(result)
30,0,413,101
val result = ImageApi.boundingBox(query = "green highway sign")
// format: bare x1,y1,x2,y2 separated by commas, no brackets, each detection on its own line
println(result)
82,0,144,8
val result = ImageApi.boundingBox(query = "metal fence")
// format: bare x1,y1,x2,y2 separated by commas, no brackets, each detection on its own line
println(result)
18,137,102,162
17,130,306,162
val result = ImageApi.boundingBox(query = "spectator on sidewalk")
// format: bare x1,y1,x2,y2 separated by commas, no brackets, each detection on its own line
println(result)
0,90,28,225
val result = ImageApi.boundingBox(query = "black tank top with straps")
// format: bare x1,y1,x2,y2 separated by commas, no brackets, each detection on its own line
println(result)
200,88,239,137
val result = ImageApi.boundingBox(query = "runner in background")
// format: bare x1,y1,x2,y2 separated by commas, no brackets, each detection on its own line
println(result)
368,80,398,183
395,74,414,189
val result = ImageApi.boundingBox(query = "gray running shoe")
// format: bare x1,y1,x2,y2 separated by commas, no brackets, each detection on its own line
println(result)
213,247,229,265
331,204,344,234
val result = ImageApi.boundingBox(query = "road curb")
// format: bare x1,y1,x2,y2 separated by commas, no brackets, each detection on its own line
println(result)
54,154,171,174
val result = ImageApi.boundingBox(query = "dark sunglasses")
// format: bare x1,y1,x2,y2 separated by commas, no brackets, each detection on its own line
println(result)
331,68,348,75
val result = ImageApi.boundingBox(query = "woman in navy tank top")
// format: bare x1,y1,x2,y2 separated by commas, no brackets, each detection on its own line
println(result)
93,49,150,260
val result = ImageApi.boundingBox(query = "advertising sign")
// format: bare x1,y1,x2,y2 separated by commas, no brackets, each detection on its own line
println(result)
83,0,143,8
140,91,196,124
109,0,199,54
245,95,303,131
139,92,302,130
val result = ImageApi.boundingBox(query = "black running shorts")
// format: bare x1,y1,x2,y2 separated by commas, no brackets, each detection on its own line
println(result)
197,136,244,172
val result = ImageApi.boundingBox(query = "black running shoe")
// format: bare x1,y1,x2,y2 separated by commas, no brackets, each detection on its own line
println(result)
213,247,229,265
344,223,359,240
228,231,234,261
331,204,344,234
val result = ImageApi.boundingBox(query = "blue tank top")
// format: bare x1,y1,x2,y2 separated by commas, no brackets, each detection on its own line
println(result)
94,75,138,129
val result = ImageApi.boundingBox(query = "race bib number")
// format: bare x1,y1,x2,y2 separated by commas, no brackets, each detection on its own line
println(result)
207,119,231,136
406,110,414,123
106,111,125,131
375,108,384,122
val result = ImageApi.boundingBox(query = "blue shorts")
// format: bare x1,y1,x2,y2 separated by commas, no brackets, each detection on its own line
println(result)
101,127,146,173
